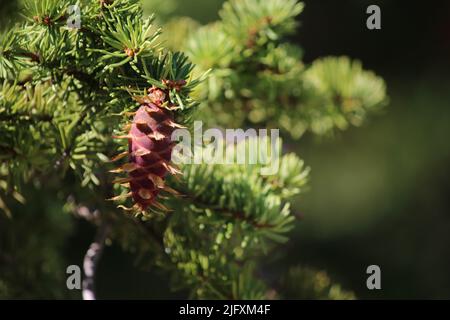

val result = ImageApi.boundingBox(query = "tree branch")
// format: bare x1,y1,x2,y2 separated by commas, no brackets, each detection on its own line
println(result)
176,187,275,229
82,221,110,300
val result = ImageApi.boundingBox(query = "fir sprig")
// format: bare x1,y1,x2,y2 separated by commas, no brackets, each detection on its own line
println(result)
0,0,373,300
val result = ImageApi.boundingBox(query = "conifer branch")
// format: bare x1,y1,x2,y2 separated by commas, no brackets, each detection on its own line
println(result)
0,0,383,299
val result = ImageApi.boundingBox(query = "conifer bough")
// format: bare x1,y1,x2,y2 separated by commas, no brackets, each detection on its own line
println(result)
0,0,385,299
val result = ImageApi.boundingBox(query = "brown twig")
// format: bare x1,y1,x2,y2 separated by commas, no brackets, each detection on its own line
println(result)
82,220,110,300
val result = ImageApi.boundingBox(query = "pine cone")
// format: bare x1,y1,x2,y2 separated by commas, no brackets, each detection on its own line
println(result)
112,87,182,212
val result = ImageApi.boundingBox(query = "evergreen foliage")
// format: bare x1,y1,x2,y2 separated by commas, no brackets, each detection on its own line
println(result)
280,266,355,300
183,0,387,138
0,0,386,299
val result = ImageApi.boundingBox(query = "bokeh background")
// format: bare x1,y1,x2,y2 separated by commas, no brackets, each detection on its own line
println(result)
1,0,450,299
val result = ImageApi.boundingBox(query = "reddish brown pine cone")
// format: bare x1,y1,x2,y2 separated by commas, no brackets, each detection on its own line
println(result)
112,89,183,212
128,104,176,210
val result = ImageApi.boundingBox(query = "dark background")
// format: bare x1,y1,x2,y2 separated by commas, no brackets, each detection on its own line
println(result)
290,0,450,299
1,0,449,299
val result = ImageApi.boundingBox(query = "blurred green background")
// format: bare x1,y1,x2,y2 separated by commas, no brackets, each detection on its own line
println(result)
1,0,450,299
